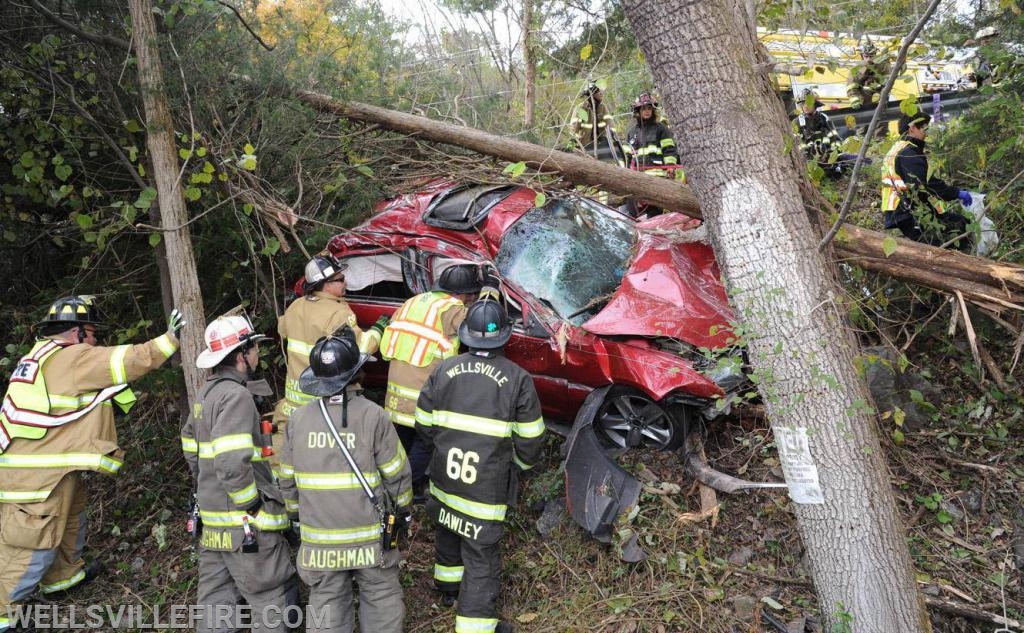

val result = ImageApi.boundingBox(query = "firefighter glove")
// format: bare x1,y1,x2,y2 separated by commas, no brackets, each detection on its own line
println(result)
167,308,186,337
399,510,413,534
370,315,390,336
957,190,973,207
286,522,301,547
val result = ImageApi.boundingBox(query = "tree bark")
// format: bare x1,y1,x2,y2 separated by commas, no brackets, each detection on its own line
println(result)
521,0,536,127
292,90,1024,313
621,1,929,631
128,0,206,402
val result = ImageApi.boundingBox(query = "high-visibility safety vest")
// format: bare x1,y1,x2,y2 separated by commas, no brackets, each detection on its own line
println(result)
380,292,463,368
881,140,947,215
0,340,134,453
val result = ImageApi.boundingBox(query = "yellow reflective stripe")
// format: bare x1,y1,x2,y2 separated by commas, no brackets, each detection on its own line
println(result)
228,481,258,505
665,157,679,165
389,410,416,428
515,417,545,439
0,490,51,502
287,339,314,356
414,407,433,426
181,436,198,454
285,498,299,512
358,328,381,354
396,488,413,507
39,569,86,594
109,345,130,384
431,410,511,438
455,615,499,633
301,523,381,545
434,564,464,582
429,482,506,521
199,509,288,530
48,393,97,409
254,511,289,531
387,382,420,401
379,446,407,477
660,138,676,148
209,433,255,456
154,333,178,358
0,453,122,474
513,454,533,471
280,462,295,477
294,471,381,490
285,380,317,407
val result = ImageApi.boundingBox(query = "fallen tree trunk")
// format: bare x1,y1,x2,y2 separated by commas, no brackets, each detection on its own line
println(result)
293,90,1024,312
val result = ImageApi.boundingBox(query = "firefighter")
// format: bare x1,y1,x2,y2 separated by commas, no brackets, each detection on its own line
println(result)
274,254,389,469
0,296,181,630
380,264,498,501
622,91,680,173
415,299,545,633
279,333,412,633
846,39,891,109
570,81,624,167
881,112,973,251
792,90,843,177
182,314,295,633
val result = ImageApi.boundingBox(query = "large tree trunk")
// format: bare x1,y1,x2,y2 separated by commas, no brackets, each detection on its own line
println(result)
521,0,536,127
621,1,929,631
293,90,1024,313
128,0,206,402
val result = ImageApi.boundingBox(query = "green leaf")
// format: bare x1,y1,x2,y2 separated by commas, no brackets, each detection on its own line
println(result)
202,161,216,174
936,509,953,524
534,192,546,207
260,237,281,256
19,151,34,169
595,78,607,91
196,146,207,157
243,143,255,154
123,120,142,133
892,428,905,445
184,187,202,201
503,161,526,178
54,164,72,182
190,172,212,184
242,203,254,216
137,164,146,177
909,389,924,404
580,43,593,60
148,233,162,247
123,206,137,224
882,236,898,257
179,148,192,161
899,97,919,117
355,164,374,177
238,155,257,171
75,214,94,229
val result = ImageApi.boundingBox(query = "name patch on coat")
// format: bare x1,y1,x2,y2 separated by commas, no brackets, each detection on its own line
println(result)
200,529,233,551
444,362,508,387
438,507,483,540
301,546,376,570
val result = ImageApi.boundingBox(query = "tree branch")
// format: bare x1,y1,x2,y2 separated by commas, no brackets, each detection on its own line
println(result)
818,0,943,251
26,0,130,51
215,1,275,51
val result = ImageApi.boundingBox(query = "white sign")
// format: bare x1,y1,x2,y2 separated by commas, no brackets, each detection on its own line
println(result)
774,426,825,504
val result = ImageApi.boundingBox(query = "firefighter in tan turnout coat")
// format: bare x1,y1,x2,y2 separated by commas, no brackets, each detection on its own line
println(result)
380,263,497,497
181,315,296,633
280,333,412,633
0,295,181,631
274,254,388,469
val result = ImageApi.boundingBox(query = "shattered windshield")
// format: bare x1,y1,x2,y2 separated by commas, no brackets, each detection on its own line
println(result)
496,197,635,324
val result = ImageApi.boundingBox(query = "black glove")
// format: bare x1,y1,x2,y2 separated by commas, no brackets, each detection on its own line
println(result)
286,521,301,547
398,510,412,534
370,314,390,336
245,499,263,518
167,308,185,338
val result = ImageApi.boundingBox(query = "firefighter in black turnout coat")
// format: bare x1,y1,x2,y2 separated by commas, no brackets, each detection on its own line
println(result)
415,299,545,633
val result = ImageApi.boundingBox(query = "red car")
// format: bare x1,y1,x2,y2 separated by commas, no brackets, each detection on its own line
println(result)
325,180,745,451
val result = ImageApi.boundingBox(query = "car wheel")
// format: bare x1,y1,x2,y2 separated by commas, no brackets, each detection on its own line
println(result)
593,387,688,451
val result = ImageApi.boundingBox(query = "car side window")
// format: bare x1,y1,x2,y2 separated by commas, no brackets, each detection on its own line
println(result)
340,253,414,302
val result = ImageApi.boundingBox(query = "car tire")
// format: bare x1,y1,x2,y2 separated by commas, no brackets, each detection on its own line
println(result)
593,386,688,451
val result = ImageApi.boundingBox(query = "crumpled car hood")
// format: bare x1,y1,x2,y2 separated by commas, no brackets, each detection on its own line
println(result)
582,214,736,350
